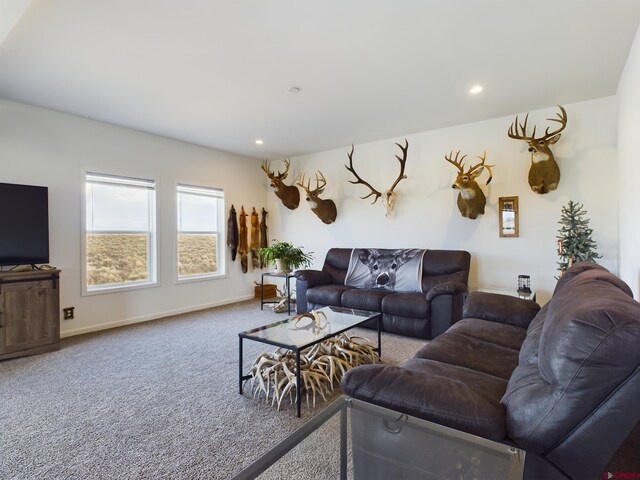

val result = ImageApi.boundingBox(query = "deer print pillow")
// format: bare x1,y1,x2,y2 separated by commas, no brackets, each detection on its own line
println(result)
344,248,425,292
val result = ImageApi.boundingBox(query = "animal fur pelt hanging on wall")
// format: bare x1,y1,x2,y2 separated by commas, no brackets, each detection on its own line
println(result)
259,208,268,268
227,205,239,261
238,206,249,273
250,207,260,269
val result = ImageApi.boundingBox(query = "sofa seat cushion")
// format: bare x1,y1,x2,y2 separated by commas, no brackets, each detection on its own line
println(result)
448,318,527,351
341,359,508,440
414,332,519,380
341,288,392,312
306,284,353,307
381,292,429,319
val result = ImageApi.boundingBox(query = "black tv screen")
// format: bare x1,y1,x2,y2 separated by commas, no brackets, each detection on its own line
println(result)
0,182,49,266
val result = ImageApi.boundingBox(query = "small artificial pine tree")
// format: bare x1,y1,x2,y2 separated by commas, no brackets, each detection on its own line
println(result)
556,200,601,276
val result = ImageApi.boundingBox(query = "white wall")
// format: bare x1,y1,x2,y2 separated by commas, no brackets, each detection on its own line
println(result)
617,25,640,299
269,97,619,304
0,99,267,336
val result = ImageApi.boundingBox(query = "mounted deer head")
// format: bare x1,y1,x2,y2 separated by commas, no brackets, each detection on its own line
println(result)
508,105,567,194
345,139,408,218
296,171,337,224
261,158,300,210
445,150,494,220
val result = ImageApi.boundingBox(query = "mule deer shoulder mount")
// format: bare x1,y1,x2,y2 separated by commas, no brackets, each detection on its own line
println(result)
296,171,337,225
508,105,568,194
261,158,300,210
345,139,408,218
445,150,494,220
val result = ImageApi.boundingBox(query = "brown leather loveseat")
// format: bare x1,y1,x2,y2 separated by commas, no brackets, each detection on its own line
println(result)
295,248,471,339
341,262,640,479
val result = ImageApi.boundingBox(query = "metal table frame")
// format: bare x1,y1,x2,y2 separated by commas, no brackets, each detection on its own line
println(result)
231,396,526,480
260,272,294,315
238,310,382,418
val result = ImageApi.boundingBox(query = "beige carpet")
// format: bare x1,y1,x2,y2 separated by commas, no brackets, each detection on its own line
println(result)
1,299,636,479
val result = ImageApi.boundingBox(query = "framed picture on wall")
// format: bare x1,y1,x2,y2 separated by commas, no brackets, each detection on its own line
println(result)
499,196,519,238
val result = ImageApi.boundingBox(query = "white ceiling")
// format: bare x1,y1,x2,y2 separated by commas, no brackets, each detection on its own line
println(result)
1,0,639,159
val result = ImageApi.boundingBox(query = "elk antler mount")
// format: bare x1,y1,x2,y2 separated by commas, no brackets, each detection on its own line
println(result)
261,158,300,210
296,171,337,225
508,105,567,194
445,150,494,220
345,139,408,218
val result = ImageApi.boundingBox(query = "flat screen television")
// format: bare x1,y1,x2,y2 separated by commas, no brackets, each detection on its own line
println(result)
0,182,49,266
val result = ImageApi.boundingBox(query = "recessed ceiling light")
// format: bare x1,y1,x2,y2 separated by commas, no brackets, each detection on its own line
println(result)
255,139,264,145
288,86,302,94
469,85,483,95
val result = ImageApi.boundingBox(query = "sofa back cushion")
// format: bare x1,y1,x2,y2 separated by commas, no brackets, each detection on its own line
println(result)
322,248,470,293
502,268,640,453
421,250,471,292
551,261,610,296
322,248,352,284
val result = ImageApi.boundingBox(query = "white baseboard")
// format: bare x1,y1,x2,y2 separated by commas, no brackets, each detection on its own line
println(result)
60,294,255,338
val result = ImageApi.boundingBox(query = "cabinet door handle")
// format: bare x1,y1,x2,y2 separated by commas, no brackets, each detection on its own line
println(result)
0,312,4,328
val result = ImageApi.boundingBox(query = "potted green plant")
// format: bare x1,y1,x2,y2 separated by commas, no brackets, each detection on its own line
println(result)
259,240,314,274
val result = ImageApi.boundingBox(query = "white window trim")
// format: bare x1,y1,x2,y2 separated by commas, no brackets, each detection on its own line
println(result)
174,181,227,284
81,169,160,296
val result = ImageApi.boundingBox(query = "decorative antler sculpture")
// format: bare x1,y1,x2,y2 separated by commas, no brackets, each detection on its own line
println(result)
261,158,300,209
445,150,494,220
248,333,379,410
296,171,337,224
508,105,567,194
345,139,408,218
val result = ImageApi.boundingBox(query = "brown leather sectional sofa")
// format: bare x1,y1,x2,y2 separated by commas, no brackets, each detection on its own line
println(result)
295,248,471,339
341,262,640,479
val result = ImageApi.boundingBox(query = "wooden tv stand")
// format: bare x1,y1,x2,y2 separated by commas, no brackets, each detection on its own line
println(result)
0,269,61,361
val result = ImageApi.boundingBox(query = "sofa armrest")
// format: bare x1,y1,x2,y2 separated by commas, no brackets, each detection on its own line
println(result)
295,269,333,314
425,281,467,302
424,281,467,337
294,269,332,288
341,364,506,440
463,291,540,328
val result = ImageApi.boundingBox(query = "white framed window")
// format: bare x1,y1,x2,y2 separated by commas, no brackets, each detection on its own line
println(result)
176,183,225,282
83,172,157,294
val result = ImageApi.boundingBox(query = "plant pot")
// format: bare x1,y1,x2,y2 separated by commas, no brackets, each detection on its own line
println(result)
274,259,291,274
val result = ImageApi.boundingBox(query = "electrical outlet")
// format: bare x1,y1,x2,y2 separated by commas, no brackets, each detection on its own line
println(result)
63,307,75,320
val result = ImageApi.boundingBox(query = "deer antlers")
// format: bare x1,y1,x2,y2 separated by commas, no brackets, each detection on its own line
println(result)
345,139,409,204
261,158,291,180
445,150,494,184
508,105,568,142
296,172,327,196
346,146,382,203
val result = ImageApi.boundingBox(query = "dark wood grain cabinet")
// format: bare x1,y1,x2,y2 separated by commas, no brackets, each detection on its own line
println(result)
0,269,61,360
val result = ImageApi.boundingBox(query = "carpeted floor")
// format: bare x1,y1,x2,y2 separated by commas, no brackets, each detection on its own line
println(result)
0,300,637,479
0,300,425,480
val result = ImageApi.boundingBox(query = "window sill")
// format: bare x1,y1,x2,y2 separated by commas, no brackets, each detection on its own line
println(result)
175,272,227,285
82,280,159,296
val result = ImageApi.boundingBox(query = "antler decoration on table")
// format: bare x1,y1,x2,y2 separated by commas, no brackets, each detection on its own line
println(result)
291,310,328,332
247,333,379,410
345,139,409,218
507,105,567,194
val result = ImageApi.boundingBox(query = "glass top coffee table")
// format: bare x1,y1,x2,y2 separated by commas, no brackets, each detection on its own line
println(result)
238,306,382,417
231,396,526,480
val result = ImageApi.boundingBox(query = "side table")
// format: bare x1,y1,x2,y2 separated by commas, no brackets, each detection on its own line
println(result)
475,287,536,302
260,272,295,314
